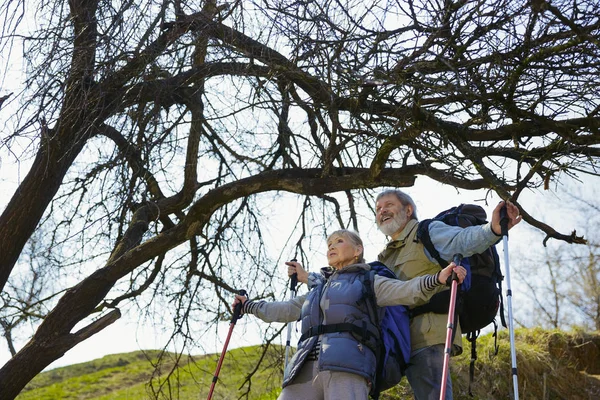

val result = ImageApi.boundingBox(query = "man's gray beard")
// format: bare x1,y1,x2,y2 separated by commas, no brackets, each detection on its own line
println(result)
378,214,405,237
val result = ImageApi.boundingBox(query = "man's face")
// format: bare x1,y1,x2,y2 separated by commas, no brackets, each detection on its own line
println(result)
375,194,410,238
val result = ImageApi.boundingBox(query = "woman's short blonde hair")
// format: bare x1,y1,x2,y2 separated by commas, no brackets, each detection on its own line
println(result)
326,229,365,264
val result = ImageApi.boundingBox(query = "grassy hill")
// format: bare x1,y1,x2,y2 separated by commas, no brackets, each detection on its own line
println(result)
16,328,600,399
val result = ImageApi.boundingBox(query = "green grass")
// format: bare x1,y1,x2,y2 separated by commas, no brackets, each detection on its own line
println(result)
17,346,284,400
15,330,600,399
452,327,600,399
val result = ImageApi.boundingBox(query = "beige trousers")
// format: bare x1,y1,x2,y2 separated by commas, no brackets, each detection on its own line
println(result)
278,360,370,400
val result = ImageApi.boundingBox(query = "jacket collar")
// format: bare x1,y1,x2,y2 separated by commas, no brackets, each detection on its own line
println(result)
320,263,369,278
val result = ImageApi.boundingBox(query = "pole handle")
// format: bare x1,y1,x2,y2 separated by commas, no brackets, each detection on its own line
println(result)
290,258,298,291
453,253,463,266
500,203,509,237
231,289,247,324
451,253,463,282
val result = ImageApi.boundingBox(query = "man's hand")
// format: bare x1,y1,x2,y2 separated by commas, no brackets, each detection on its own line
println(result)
491,201,522,235
286,260,308,284
438,262,467,285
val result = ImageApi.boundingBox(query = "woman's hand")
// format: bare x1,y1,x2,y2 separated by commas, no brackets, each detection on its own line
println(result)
286,260,308,284
231,294,247,312
438,262,467,285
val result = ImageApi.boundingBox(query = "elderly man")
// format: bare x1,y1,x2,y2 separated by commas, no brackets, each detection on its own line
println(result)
374,189,521,400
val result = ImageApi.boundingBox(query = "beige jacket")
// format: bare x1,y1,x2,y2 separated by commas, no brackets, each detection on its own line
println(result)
378,219,462,354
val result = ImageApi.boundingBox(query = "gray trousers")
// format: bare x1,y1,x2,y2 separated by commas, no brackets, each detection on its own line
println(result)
405,344,453,400
278,360,370,400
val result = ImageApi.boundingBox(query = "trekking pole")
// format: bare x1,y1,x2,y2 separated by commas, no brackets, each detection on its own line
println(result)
284,259,298,368
207,289,247,400
500,205,519,400
440,254,463,400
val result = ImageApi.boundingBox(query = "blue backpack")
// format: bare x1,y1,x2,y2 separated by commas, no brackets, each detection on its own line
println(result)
361,261,411,399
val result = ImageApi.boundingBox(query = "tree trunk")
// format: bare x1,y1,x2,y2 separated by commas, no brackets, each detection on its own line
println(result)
0,309,120,399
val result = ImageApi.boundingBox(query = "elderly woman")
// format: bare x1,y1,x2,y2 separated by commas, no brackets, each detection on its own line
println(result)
232,229,466,400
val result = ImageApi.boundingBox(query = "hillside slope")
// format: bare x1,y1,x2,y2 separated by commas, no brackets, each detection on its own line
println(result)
16,328,600,399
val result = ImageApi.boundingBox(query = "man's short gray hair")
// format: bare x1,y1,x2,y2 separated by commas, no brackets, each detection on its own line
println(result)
376,189,418,220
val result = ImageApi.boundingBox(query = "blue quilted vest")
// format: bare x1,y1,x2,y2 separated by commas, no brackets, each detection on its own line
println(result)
282,264,382,387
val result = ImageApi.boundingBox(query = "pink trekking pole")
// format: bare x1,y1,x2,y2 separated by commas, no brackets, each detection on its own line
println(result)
440,254,463,400
207,289,247,400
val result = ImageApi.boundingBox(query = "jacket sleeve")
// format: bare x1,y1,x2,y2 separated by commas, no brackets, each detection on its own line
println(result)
426,220,500,263
374,273,445,307
242,293,307,323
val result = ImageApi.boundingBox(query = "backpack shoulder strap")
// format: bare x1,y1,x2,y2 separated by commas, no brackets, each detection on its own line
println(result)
417,219,446,269
491,246,507,329
363,268,386,400
361,269,380,326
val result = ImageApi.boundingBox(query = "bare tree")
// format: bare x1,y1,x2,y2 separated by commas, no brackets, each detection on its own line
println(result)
514,251,562,329
514,189,600,330
516,238,600,331
556,193,600,331
0,0,599,397
567,244,600,330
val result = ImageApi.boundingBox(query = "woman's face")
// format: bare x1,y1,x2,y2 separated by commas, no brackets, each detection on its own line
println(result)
326,233,362,270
